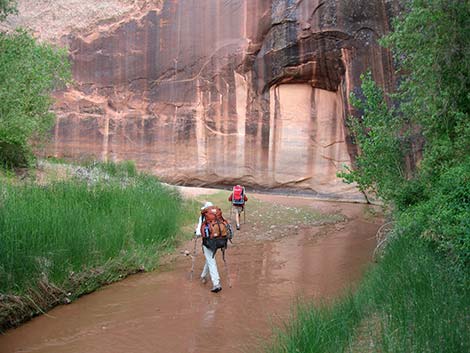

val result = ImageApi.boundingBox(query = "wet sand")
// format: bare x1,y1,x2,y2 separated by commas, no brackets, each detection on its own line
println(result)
0,192,381,353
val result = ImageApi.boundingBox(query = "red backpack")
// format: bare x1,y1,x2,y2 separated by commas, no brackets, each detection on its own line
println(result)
232,185,245,206
200,206,231,239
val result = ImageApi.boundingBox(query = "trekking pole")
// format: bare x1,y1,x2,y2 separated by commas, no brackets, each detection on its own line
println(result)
222,250,232,288
188,234,198,281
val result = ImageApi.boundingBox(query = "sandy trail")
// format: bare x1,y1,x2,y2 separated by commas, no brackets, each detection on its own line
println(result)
0,188,381,353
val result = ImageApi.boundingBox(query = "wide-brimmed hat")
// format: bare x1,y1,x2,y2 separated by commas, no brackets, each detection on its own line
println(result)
201,201,213,210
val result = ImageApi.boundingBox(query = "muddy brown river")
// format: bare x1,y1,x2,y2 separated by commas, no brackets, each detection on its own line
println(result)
0,193,381,353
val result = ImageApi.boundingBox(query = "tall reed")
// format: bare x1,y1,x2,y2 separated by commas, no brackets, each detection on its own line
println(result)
0,173,186,294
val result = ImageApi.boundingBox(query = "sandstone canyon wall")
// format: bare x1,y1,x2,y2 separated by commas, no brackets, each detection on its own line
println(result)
4,0,399,200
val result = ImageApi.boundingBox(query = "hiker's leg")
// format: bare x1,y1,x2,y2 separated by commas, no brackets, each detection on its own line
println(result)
201,260,209,279
235,207,241,229
202,245,220,287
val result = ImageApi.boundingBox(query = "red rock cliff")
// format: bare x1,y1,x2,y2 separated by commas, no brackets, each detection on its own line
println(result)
5,0,399,200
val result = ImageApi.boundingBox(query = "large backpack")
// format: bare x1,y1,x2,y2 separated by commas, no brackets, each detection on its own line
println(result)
232,185,245,206
200,206,233,257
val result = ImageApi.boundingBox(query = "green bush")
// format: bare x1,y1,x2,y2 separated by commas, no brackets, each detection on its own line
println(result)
0,30,71,167
339,72,407,203
398,159,470,265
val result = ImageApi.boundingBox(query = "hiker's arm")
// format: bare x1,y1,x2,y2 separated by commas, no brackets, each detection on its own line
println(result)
195,216,203,237
228,194,232,202
244,195,248,201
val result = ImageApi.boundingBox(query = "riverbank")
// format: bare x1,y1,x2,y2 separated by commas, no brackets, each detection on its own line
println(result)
0,162,198,331
265,234,470,353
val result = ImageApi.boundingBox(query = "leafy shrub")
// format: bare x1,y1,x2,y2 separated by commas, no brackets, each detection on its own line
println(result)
339,72,407,203
0,30,71,167
398,159,470,265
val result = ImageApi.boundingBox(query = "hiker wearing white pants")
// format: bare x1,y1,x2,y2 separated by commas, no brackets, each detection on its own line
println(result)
195,201,222,293
200,244,220,290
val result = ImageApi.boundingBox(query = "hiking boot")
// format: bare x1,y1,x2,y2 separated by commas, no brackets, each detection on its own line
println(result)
200,276,207,285
236,224,240,230
211,285,222,293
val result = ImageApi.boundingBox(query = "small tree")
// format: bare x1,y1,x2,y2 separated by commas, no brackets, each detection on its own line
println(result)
0,30,71,167
339,72,407,204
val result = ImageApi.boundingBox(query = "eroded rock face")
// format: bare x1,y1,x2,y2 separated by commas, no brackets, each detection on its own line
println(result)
8,0,400,200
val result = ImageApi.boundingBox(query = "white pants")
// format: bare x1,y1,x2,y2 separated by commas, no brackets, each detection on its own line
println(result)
201,245,220,287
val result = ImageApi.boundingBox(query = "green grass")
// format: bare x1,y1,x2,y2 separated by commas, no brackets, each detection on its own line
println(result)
0,169,191,295
265,235,470,353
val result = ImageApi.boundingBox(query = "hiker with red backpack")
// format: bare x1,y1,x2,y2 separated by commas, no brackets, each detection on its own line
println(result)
228,185,248,230
195,201,233,293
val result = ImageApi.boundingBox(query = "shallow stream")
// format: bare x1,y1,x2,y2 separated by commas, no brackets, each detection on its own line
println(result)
0,194,381,353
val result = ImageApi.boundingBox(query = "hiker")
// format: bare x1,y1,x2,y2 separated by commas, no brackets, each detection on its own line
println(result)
195,201,232,293
228,184,248,230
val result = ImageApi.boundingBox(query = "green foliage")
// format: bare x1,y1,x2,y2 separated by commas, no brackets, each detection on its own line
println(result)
382,0,470,177
339,72,407,202
0,170,185,294
362,236,470,353
340,0,470,264
398,159,470,266
0,0,17,21
0,30,71,168
267,294,361,353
